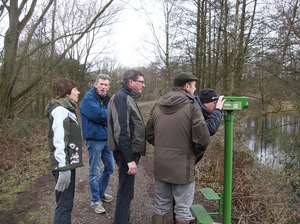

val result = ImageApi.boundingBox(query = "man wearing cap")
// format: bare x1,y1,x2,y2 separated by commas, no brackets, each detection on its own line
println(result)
194,88,225,164
195,88,225,136
171,88,226,223
145,72,210,224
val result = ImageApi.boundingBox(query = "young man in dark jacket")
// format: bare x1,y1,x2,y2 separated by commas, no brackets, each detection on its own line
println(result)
80,74,114,214
146,72,210,224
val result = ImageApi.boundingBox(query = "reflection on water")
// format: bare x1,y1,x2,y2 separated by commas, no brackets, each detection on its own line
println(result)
242,116,300,169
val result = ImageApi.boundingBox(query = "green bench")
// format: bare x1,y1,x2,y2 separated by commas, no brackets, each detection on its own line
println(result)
190,188,223,224
191,204,213,224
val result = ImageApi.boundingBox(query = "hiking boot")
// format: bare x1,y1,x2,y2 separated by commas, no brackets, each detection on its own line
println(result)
189,219,195,224
175,220,190,224
101,193,113,203
152,213,165,224
90,202,106,214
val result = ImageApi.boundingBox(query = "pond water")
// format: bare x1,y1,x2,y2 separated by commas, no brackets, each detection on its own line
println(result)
241,115,300,169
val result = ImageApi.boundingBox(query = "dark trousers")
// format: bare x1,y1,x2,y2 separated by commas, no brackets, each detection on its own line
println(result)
113,152,140,224
52,169,75,224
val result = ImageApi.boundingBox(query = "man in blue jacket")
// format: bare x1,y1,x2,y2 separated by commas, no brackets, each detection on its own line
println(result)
80,74,114,214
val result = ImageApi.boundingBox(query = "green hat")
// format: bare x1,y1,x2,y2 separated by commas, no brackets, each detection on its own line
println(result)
173,72,198,87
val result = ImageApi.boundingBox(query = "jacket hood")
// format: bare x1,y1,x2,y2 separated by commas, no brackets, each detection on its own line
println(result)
157,88,195,115
45,98,77,118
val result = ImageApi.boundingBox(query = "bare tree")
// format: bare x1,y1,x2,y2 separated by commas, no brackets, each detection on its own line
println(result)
0,0,121,118
138,0,184,93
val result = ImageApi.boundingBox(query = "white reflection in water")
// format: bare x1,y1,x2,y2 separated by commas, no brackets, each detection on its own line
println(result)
242,116,300,169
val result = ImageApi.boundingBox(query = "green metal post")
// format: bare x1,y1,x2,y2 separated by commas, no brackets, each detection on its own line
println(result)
223,111,234,224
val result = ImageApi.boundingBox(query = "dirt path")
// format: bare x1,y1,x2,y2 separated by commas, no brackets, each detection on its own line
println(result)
0,146,176,224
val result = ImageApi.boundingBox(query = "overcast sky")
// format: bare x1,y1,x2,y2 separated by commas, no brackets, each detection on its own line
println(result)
112,0,156,67
114,1,147,67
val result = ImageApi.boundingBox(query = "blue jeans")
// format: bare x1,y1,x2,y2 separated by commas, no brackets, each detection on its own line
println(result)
113,151,140,224
52,169,76,224
87,140,114,203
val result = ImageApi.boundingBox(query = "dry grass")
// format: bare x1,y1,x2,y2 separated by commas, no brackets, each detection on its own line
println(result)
197,123,300,224
0,118,49,208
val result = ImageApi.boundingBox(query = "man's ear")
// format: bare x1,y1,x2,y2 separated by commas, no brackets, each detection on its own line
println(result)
183,83,189,91
127,79,134,88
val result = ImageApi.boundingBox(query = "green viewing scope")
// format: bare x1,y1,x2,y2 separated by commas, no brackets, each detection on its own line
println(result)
222,96,248,224
223,96,248,111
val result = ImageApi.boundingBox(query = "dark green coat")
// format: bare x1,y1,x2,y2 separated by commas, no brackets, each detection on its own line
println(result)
146,88,210,184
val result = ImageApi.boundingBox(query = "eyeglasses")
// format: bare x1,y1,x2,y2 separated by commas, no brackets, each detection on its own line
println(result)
134,80,145,84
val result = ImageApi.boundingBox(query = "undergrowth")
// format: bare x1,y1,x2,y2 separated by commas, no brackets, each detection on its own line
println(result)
196,122,300,224
0,118,49,211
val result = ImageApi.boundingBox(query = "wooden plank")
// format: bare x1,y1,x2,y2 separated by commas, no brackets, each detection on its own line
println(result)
190,204,213,224
200,188,220,200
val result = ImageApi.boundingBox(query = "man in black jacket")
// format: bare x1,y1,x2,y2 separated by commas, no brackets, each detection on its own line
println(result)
108,69,146,224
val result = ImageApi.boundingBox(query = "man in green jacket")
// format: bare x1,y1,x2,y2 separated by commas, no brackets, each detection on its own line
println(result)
146,72,210,224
